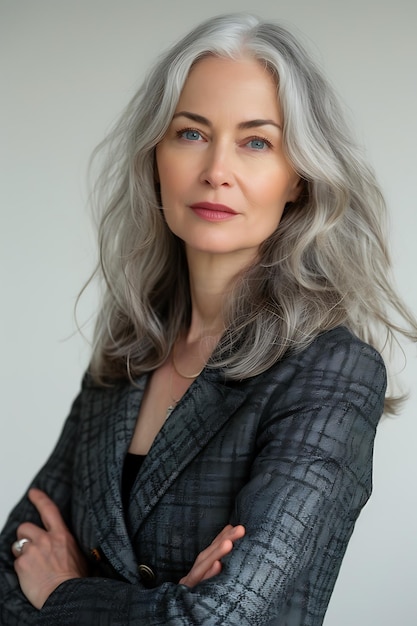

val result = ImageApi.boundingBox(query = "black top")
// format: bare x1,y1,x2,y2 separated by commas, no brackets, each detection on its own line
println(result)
122,453,146,513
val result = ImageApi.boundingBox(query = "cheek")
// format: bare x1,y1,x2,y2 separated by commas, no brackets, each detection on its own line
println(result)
248,173,293,234
157,154,188,204
157,169,176,204
254,173,295,209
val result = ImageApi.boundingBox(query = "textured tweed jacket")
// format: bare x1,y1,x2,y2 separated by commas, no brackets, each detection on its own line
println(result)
0,327,386,626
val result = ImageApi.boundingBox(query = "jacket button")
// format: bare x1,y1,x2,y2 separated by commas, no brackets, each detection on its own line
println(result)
90,547,102,562
138,563,156,586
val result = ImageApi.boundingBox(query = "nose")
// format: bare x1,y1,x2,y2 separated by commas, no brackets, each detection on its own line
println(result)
199,142,234,188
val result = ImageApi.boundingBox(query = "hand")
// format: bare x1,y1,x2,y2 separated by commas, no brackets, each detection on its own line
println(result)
179,524,245,587
12,488,89,610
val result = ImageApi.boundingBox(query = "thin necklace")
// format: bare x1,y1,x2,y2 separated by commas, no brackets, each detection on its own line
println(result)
172,341,204,379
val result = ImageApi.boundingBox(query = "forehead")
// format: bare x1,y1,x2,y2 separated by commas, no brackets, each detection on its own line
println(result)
175,55,280,117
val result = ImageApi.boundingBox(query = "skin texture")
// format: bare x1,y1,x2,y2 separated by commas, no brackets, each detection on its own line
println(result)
156,55,301,265
13,489,89,609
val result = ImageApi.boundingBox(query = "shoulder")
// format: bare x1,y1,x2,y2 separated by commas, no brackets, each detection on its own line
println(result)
294,326,384,369
229,325,386,401
280,326,386,390
250,328,387,470
248,326,387,429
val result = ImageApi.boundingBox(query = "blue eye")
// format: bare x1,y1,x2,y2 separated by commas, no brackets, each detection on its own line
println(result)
247,138,269,150
181,129,202,141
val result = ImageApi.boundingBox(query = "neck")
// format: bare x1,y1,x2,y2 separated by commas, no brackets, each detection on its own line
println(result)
184,248,252,343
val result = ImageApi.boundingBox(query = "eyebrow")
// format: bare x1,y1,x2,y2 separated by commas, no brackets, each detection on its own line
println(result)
172,111,282,131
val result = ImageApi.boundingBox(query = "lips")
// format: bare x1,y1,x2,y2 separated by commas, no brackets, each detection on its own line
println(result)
189,202,238,222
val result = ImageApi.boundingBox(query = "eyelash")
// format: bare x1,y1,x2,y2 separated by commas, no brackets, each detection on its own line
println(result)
176,127,203,141
246,136,273,150
175,127,273,150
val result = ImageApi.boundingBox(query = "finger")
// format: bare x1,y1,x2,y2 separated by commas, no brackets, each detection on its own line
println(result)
209,524,233,543
27,488,66,532
233,524,245,538
227,525,245,541
210,525,245,546
186,538,233,585
17,522,45,542
192,526,245,571
179,525,246,587
193,526,245,576
180,559,222,586
200,559,222,582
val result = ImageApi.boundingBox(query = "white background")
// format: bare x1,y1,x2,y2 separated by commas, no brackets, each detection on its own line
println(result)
1,1,416,624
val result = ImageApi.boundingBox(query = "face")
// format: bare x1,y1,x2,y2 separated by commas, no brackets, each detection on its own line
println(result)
156,55,300,263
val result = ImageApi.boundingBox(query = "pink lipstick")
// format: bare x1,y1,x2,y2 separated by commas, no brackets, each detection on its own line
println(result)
190,202,238,222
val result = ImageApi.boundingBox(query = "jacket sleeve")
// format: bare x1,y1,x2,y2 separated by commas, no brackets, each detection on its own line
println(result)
0,384,84,625
34,337,386,626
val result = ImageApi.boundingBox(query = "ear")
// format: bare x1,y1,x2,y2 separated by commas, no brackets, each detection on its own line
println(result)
288,176,308,205
287,175,304,203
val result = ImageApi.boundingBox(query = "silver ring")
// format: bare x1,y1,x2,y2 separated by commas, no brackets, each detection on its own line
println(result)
12,537,30,555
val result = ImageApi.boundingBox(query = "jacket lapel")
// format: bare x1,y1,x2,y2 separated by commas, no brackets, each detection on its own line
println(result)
79,376,147,582
79,370,247,580
126,370,246,540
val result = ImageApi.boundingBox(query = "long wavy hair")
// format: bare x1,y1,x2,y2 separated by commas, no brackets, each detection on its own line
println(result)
86,13,417,414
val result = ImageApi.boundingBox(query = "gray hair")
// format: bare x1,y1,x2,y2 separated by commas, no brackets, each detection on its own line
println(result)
87,13,417,414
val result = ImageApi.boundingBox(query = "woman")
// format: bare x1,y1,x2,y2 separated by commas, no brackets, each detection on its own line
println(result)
1,13,416,626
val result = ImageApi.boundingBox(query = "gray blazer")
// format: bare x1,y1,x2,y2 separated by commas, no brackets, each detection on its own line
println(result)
0,327,386,625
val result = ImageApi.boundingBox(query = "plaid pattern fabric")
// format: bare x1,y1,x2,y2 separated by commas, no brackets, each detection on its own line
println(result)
0,327,386,625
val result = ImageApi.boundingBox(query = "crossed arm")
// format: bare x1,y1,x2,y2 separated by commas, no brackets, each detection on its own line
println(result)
12,488,245,609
